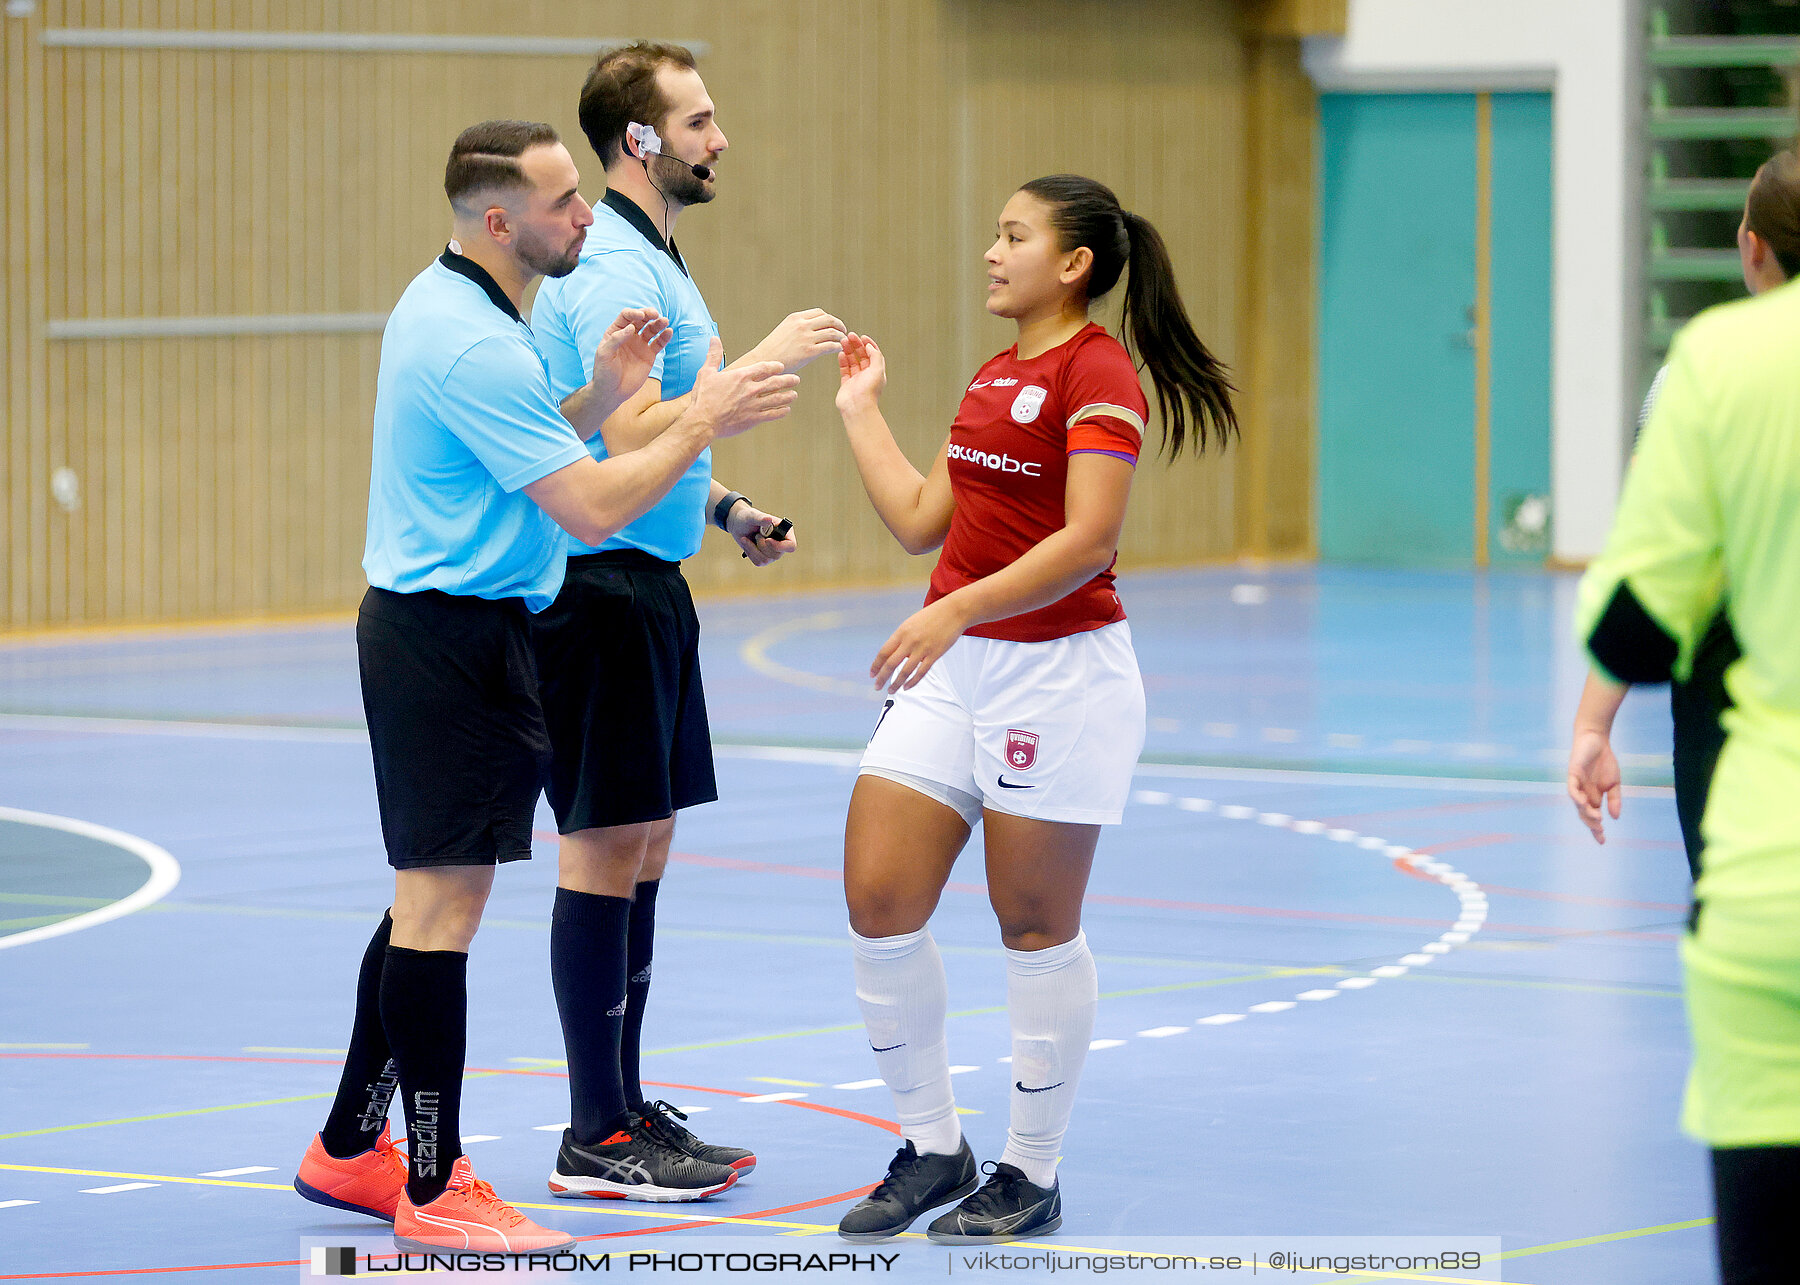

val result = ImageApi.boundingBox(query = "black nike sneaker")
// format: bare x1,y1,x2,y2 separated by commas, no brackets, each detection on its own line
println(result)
838,1139,978,1242
547,1116,738,1202
925,1162,1061,1243
637,1099,757,1176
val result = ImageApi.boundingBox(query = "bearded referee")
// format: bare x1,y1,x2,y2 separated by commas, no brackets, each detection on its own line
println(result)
527,42,845,1201
291,119,798,1251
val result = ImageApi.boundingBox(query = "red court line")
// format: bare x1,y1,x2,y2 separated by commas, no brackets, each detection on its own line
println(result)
1318,796,1566,826
0,1056,892,1279
573,1184,880,1242
1412,833,1517,856
0,1260,304,1280
0,1056,903,1137
1468,882,1687,913
656,847,1672,939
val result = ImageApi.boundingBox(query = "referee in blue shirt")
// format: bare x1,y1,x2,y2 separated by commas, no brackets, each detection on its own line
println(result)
292,119,798,1250
528,42,846,1202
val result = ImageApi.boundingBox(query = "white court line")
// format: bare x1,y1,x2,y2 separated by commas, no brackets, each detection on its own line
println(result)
0,713,367,743
0,1199,38,1208
82,1183,157,1194
0,807,180,952
740,1092,806,1103
0,712,1674,796
1119,790,1490,1037
198,1167,275,1178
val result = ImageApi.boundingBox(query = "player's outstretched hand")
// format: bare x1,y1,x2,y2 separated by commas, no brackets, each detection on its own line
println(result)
872,598,969,694
728,500,798,567
591,308,672,410
1566,728,1623,844
836,333,887,416
755,309,848,373
690,338,800,438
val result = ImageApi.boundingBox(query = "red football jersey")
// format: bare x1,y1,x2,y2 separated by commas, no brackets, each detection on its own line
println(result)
926,322,1148,643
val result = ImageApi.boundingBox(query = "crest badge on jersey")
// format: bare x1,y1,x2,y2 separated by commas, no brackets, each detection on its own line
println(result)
1005,729,1039,770
1010,385,1048,424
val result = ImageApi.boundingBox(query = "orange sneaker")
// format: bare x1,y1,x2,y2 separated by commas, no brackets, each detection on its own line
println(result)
295,1124,408,1222
395,1155,575,1252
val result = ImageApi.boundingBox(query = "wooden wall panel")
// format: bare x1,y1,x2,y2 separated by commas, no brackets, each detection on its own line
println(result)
1236,35,1318,559
0,0,1318,629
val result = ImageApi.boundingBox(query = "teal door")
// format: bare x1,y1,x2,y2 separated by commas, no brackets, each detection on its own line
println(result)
1317,92,1553,566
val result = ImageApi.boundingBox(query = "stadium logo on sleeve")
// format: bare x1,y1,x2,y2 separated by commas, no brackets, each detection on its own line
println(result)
1005,730,1039,770
1010,385,1048,424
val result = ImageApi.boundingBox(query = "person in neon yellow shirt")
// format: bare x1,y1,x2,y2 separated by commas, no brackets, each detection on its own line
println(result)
1573,149,1800,1284
1568,154,1796,871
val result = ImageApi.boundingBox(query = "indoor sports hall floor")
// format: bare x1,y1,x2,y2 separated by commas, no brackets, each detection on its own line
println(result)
0,566,1707,1282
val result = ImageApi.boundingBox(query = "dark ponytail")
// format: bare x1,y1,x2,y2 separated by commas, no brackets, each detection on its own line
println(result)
1019,175,1238,458
1746,149,1800,280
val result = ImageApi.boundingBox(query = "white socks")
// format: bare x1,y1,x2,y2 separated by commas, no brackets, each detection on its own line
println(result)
851,924,1098,1185
1000,931,1097,1188
850,926,962,1156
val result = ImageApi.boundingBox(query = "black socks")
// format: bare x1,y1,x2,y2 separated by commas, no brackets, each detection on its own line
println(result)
621,879,660,1111
550,886,633,1145
320,911,400,1160
1713,1144,1800,1283
380,945,468,1206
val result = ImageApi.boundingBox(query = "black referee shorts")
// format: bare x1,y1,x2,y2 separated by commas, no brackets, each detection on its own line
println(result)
357,587,551,869
530,550,718,834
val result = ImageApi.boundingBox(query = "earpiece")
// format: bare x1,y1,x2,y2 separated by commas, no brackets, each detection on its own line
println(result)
626,121,713,182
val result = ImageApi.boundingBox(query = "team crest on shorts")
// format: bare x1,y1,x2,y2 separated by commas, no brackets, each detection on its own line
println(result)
1005,729,1039,770
1010,385,1048,424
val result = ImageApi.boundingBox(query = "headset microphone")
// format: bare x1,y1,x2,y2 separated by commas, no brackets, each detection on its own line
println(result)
626,122,712,181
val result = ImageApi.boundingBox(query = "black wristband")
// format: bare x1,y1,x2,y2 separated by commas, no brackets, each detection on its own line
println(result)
713,491,750,532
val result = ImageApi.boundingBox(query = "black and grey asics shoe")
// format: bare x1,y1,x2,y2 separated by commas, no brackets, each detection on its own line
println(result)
638,1099,757,1175
926,1162,1061,1243
838,1139,978,1242
547,1118,738,1202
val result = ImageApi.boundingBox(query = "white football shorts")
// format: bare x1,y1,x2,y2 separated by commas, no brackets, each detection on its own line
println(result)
859,619,1147,826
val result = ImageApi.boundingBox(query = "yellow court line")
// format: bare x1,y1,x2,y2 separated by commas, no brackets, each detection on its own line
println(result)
0,1071,508,1142
739,612,872,699
0,1156,1702,1280
1323,1276,1520,1285
0,1163,846,1238
0,1163,290,1191
0,913,84,931
0,1091,336,1141
1502,1215,1713,1258
648,968,1336,1055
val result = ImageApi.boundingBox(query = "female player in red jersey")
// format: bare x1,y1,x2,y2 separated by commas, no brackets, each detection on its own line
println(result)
831,175,1237,1244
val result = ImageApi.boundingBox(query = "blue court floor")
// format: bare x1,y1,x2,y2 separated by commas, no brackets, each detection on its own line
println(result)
0,566,1707,1282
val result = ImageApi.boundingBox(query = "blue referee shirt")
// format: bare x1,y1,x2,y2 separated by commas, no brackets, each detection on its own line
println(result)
533,191,719,561
362,249,590,612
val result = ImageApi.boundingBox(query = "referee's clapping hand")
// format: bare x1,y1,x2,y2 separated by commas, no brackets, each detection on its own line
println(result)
688,338,801,438
589,307,673,413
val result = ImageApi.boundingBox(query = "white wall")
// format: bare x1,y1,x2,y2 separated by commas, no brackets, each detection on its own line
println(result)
1304,0,1636,562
